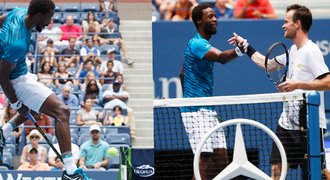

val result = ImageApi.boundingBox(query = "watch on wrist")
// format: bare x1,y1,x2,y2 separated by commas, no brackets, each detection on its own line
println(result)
11,101,22,110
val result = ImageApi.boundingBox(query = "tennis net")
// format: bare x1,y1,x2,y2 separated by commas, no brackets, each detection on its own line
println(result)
154,91,322,179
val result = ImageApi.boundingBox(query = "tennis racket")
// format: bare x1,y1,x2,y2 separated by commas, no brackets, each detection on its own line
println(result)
26,112,63,162
264,42,289,85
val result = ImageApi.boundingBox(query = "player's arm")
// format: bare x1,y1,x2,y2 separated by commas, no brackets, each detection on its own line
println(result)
0,14,7,28
0,60,19,104
204,47,239,64
278,73,330,92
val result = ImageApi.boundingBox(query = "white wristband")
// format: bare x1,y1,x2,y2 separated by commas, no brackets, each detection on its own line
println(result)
11,101,22,110
235,46,244,57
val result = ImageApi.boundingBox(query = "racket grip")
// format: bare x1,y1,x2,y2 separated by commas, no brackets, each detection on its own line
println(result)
26,112,37,124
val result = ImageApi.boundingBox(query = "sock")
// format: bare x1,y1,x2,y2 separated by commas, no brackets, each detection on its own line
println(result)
62,152,77,175
2,121,15,139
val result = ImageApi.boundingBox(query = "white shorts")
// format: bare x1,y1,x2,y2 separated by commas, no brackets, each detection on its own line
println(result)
11,73,53,113
181,109,227,154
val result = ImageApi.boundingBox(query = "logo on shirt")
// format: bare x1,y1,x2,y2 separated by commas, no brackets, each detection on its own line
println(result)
206,44,211,48
296,64,303,68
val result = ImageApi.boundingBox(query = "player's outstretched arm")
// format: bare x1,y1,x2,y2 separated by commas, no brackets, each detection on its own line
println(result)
228,33,270,70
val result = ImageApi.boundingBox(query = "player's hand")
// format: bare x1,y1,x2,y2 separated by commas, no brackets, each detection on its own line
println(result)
17,104,29,116
228,33,249,52
277,79,299,92
93,162,102,169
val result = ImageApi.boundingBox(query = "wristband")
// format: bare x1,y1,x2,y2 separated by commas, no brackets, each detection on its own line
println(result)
235,47,244,57
247,45,257,58
10,101,22,110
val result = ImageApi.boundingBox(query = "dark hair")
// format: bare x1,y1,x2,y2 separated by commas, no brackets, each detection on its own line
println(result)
286,4,312,32
86,79,100,95
84,59,93,65
29,148,38,154
113,105,122,112
107,60,114,66
40,62,52,74
28,0,55,16
192,4,213,29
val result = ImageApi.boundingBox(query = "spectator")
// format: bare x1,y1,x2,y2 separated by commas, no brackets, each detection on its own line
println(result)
165,0,195,21
100,18,134,65
50,156,64,171
104,105,128,126
80,71,102,92
17,148,51,171
59,37,80,68
57,85,80,108
234,0,277,19
79,125,110,170
60,16,83,45
1,101,22,141
24,113,53,135
114,74,127,91
82,11,101,35
38,61,54,86
213,0,234,19
54,62,75,87
103,80,129,108
79,37,102,68
99,60,118,85
48,142,80,168
99,0,117,12
76,96,103,126
38,19,62,49
84,80,102,107
99,48,124,74
20,129,47,164
40,39,59,68
77,60,100,83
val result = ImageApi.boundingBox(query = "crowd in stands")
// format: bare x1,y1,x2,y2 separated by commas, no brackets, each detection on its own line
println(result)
0,0,133,171
152,0,277,21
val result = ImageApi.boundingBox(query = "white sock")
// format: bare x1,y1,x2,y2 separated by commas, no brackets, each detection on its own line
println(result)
63,155,77,175
2,122,14,139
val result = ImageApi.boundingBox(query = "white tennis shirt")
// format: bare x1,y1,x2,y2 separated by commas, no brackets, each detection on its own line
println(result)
279,40,329,130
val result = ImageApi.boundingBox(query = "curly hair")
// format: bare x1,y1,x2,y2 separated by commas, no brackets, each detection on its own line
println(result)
192,3,213,29
28,0,55,16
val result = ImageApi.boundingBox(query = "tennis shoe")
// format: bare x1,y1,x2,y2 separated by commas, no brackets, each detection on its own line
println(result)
62,168,93,180
0,129,5,164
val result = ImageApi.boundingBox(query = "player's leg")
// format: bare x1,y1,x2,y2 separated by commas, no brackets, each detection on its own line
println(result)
192,152,210,180
0,113,28,163
209,148,228,179
270,125,290,180
271,163,282,180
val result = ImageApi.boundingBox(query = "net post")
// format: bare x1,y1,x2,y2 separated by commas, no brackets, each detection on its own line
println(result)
307,91,321,180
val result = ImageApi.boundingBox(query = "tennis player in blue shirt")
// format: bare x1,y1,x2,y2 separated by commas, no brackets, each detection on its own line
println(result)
0,0,91,179
181,3,247,179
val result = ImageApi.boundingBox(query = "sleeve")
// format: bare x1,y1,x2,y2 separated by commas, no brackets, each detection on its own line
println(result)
80,47,87,56
79,144,87,158
307,49,330,79
190,39,212,60
234,0,245,16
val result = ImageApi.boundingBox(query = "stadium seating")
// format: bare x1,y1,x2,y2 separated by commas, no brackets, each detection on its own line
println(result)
78,133,90,145
106,133,131,145
5,134,16,144
2,153,13,169
3,144,16,156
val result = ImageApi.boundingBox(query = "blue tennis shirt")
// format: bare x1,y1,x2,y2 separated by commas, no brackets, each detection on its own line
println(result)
182,33,214,112
0,8,31,79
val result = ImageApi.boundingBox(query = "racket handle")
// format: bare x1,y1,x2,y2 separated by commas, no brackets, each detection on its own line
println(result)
26,112,36,124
